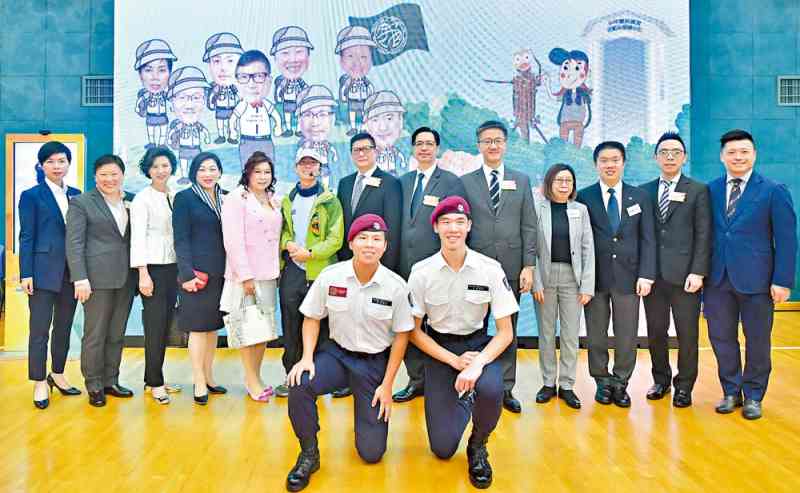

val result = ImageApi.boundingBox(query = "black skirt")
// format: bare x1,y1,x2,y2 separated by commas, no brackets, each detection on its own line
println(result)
177,275,224,332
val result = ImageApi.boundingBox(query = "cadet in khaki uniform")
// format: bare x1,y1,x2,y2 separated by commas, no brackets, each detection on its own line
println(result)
285,214,413,492
408,196,519,490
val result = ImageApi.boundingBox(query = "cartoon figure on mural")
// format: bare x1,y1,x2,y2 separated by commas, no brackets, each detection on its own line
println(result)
484,48,548,144
203,32,244,145
134,39,178,149
364,90,406,176
166,66,211,184
547,47,592,147
271,26,313,138
231,50,282,170
296,84,339,189
336,25,376,136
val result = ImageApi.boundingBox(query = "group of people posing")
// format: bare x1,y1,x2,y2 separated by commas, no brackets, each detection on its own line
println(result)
18,121,797,490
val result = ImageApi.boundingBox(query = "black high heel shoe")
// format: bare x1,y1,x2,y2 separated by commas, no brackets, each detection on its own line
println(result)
206,384,227,394
193,385,208,405
47,374,82,396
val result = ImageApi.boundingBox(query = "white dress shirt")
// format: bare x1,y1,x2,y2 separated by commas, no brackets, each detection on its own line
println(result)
599,180,623,222
45,177,69,221
725,169,753,204
101,191,128,236
130,185,176,267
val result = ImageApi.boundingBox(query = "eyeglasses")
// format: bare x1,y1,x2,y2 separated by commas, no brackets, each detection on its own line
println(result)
413,141,437,148
658,149,685,158
235,72,269,84
351,145,375,154
175,94,204,104
300,111,332,121
478,138,506,146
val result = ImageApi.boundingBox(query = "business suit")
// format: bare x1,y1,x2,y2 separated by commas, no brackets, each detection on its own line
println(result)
532,198,594,390
66,189,137,393
641,175,711,392
461,165,537,392
337,166,402,272
18,181,80,381
398,165,466,389
577,182,656,388
705,171,797,402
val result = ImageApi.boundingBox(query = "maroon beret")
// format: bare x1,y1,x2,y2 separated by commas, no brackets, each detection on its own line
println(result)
348,213,388,242
430,195,471,226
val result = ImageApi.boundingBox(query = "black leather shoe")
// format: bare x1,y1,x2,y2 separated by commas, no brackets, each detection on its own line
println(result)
612,387,631,408
392,384,424,403
88,390,106,407
286,447,320,491
104,384,134,398
535,385,556,403
466,436,492,489
646,383,670,400
557,388,581,409
715,394,744,414
502,391,522,413
47,374,82,396
206,384,227,394
331,387,352,398
673,389,692,408
595,385,613,405
742,399,762,420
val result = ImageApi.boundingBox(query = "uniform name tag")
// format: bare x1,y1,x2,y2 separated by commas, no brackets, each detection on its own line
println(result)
669,191,686,202
567,209,581,218
365,177,381,187
467,284,490,291
371,297,392,306
501,180,517,190
626,204,641,216
328,286,348,297
423,195,439,206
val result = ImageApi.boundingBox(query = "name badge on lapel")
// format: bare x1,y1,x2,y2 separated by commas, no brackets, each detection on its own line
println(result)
669,191,686,202
423,195,439,207
328,286,348,297
626,203,642,216
501,180,517,191
365,177,381,187
567,209,581,219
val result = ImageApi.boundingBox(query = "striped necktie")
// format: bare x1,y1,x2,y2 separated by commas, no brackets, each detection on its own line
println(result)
489,169,500,213
726,178,743,218
658,179,672,221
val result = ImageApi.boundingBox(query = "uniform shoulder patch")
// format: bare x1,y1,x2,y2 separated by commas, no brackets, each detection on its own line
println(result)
503,276,512,291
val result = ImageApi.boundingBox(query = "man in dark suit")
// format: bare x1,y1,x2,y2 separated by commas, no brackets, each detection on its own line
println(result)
393,127,466,403
641,132,711,408
334,131,402,398
705,129,797,420
577,141,656,408
461,120,537,413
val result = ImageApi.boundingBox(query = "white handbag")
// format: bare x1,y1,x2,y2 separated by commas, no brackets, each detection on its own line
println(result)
224,285,277,349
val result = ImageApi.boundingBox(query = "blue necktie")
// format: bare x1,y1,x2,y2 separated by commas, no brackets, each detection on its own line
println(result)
410,172,424,216
607,188,620,233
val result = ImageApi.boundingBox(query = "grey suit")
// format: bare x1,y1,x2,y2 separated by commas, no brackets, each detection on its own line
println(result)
399,165,466,387
532,198,594,389
462,165,537,391
66,189,137,392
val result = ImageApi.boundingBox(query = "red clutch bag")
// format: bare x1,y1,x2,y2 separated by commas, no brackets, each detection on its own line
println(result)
193,270,209,290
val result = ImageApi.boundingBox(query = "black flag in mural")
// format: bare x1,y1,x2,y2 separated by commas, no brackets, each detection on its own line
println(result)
348,3,429,66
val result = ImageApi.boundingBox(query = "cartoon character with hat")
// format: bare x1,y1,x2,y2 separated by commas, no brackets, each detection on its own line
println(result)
364,90,406,176
296,85,339,188
547,47,592,148
271,26,313,138
166,66,212,184
336,25,376,136
134,39,178,149
204,32,244,145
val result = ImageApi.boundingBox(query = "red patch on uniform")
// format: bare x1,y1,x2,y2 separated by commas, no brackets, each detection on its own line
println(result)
328,286,348,297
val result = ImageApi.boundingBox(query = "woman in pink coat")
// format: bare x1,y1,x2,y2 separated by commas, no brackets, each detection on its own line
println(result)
220,151,282,401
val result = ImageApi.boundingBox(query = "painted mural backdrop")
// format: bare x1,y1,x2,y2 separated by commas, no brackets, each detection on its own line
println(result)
114,0,690,337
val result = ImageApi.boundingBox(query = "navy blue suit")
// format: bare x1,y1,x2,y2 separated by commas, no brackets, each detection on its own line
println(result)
704,172,797,401
18,182,81,381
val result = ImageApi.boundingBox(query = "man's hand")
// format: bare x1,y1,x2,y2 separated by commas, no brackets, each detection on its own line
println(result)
455,361,485,394
290,247,312,263
636,278,652,297
771,285,791,304
519,266,533,294
20,278,34,295
371,384,393,422
684,274,703,293
578,294,593,306
449,351,480,371
75,281,92,303
181,278,202,293
287,358,315,387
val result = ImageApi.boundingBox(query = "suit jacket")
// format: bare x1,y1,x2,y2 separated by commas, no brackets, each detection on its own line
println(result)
337,167,403,271
708,171,797,293
576,182,656,294
172,188,227,283
461,166,537,281
18,182,80,291
398,166,467,279
532,198,595,296
65,188,135,290
642,174,711,286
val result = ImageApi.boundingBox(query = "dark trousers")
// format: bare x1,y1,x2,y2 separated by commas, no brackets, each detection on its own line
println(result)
704,274,774,401
642,278,700,391
81,275,136,392
28,271,77,381
584,290,640,387
288,341,389,463
279,262,329,373
424,330,503,459
141,264,178,387
486,278,520,392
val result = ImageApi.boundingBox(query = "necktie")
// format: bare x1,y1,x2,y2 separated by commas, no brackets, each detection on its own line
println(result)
410,172,425,216
607,188,620,233
351,174,365,211
726,178,743,218
489,170,500,213
658,180,671,221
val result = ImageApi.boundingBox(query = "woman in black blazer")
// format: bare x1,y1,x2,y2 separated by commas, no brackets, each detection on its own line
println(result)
172,152,227,405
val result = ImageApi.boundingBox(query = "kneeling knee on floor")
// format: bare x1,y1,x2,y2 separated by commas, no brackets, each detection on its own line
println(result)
356,442,386,464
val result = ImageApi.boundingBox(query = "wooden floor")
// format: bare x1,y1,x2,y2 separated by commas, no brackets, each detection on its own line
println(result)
2,315,800,492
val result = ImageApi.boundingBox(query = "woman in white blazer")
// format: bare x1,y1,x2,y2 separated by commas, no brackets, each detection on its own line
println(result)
532,163,595,410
